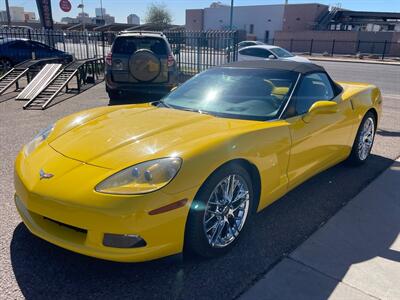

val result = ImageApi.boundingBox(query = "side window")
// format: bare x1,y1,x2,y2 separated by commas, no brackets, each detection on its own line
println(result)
293,73,335,115
240,48,272,58
239,48,250,56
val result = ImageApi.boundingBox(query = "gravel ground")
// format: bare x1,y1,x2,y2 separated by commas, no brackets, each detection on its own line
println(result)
0,62,399,300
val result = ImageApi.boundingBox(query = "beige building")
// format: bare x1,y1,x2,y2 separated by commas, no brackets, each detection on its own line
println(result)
10,6,25,22
186,3,329,41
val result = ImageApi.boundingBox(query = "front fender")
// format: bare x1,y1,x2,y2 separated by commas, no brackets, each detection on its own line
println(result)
162,121,291,212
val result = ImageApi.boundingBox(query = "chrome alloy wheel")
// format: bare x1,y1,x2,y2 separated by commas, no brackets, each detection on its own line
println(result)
203,174,250,248
358,117,375,161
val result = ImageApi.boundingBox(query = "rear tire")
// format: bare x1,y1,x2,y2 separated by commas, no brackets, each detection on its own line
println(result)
107,90,123,105
347,111,376,165
185,163,254,258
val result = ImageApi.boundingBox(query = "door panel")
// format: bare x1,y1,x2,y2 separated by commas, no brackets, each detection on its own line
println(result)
286,96,353,189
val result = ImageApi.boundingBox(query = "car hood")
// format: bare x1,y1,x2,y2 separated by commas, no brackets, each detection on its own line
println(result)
49,104,252,169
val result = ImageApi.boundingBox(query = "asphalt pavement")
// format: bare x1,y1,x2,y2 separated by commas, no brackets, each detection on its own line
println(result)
0,61,399,300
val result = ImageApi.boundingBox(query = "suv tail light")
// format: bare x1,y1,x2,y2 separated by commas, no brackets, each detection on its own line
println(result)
105,52,112,66
167,54,175,67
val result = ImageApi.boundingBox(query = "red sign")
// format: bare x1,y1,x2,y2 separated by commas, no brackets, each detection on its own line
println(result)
59,0,72,12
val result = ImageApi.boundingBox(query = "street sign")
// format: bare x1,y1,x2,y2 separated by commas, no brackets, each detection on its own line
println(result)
36,0,54,29
59,0,72,13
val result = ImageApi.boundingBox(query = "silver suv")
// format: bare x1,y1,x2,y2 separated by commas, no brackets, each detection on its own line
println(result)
105,31,178,103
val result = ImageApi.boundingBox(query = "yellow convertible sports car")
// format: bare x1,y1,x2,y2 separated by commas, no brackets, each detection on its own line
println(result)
14,60,382,262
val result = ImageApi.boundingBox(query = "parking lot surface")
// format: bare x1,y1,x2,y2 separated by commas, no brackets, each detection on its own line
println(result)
0,61,399,299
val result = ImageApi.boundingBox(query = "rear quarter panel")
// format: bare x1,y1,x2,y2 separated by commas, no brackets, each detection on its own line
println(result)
338,82,382,144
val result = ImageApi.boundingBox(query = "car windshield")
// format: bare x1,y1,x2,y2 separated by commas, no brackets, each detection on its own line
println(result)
162,68,298,121
270,47,294,58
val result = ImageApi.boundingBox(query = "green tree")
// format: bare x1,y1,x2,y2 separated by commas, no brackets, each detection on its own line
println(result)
145,3,173,26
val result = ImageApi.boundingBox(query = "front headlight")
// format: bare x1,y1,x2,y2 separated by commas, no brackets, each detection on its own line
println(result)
24,124,54,156
95,157,182,195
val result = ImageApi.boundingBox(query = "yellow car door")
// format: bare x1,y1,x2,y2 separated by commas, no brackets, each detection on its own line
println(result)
284,72,353,189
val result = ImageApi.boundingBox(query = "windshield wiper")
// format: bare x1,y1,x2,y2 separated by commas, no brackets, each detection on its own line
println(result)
177,107,215,116
154,101,216,116
153,99,172,109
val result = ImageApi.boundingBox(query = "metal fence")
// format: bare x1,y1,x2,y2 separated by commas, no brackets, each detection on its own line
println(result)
165,30,239,76
0,28,239,79
0,28,104,61
268,38,399,60
2,27,396,78
99,30,239,78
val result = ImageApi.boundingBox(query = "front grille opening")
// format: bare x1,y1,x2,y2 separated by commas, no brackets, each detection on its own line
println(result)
44,217,87,234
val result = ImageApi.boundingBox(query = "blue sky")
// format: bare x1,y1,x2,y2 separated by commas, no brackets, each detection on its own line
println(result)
1,0,399,25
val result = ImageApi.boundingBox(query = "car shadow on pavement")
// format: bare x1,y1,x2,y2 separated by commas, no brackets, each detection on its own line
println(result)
10,154,396,300
376,128,400,137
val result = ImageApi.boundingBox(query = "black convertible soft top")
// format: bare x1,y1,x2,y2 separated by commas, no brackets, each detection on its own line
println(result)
221,60,326,74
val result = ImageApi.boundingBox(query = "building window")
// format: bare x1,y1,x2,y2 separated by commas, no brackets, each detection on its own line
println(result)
193,19,197,23
296,17,301,21
267,19,271,22
249,24,254,34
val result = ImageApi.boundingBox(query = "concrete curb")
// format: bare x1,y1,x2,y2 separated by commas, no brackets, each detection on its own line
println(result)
307,57,400,66
241,158,400,300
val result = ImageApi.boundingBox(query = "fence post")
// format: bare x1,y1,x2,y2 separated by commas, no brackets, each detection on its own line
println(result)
63,32,66,52
290,38,293,52
196,33,202,73
382,40,388,60
272,38,275,45
309,39,314,56
331,39,336,56
84,29,90,59
234,30,239,61
356,39,361,53
102,31,106,58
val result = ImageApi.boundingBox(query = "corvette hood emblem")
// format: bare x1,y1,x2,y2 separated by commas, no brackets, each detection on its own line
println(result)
39,169,54,180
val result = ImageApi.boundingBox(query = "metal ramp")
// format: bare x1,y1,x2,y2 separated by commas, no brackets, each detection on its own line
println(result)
17,64,62,100
23,58,104,110
0,68,28,95
0,58,68,96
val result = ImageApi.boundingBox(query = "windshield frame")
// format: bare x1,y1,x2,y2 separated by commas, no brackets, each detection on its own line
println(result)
160,67,301,121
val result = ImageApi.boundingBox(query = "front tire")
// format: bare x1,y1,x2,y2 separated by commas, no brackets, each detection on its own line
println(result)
348,111,376,165
185,163,254,258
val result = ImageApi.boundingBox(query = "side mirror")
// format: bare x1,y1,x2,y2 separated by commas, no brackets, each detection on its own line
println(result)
303,100,338,123
268,55,276,59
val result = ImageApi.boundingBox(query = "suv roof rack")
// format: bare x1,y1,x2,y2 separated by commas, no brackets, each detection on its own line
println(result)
119,30,165,36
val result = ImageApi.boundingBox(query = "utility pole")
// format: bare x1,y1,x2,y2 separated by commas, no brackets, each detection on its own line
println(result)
78,0,90,58
229,0,234,30
5,0,11,26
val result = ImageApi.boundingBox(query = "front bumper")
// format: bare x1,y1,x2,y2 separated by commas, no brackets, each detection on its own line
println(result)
14,150,197,262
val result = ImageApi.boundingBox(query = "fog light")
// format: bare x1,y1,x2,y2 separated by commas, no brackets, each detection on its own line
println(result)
103,233,146,248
